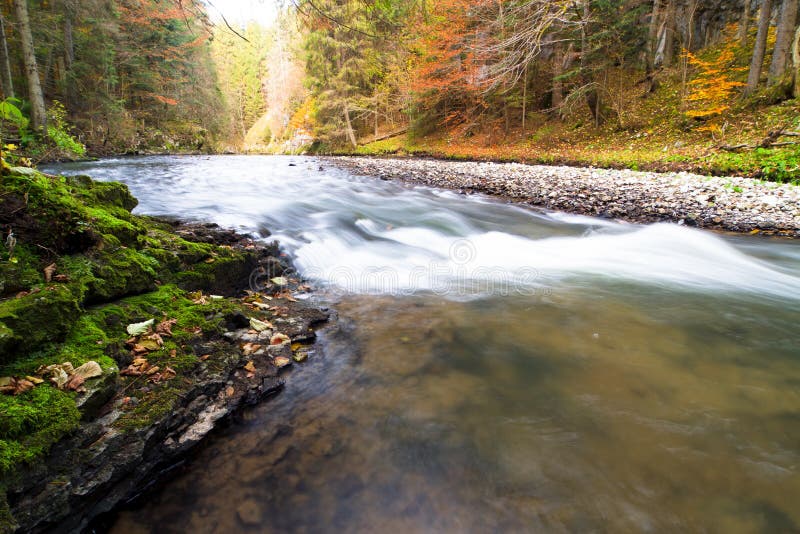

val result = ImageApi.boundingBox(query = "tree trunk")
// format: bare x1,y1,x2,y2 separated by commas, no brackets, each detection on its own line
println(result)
767,0,799,84
793,24,800,97
64,12,75,105
646,0,663,70
656,0,677,67
739,0,752,46
521,64,527,132
343,100,357,148
0,13,14,98
581,1,606,126
13,0,47,133
552,43,565,113
745,0,773,95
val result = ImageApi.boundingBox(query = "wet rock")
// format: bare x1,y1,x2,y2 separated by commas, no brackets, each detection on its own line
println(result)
236,499,263,526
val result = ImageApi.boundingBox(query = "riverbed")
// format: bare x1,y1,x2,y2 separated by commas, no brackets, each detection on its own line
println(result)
44,155,800,533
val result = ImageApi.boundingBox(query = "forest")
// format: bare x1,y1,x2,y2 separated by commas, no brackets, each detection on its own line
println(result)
0,0,798,178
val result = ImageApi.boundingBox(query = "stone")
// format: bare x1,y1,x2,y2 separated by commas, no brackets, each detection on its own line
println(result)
236,499,263,526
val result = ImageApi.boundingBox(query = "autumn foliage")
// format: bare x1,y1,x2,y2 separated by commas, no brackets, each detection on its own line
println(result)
684,42,746,127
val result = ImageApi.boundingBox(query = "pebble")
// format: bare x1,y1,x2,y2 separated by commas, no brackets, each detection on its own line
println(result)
326,157,800,236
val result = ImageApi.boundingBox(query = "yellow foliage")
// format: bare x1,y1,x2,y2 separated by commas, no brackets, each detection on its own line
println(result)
684,43,746,121
288,97,316,132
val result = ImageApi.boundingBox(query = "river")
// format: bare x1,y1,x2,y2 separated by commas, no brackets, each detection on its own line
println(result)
44,155,800,533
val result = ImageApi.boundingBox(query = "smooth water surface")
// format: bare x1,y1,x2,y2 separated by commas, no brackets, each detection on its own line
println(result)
45,156,800,532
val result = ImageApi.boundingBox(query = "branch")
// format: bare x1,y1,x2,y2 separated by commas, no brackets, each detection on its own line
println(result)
205,0,250,42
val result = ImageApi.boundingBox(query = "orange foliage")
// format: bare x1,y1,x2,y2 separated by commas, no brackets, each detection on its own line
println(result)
684,42,745,121
148,93,179,105
409,0,490,127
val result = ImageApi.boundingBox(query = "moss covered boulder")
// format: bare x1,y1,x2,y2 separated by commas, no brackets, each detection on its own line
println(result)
0,167,324,533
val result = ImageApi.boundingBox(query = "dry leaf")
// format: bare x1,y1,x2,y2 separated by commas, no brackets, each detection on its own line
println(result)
127,318,155,336
244,361,256,373
43,263,57,282
270,333,290,346
241,342,262,356
66,374,86,392
273,356,292,368
249,317,273,332
156,319,177,336
72,361,103,380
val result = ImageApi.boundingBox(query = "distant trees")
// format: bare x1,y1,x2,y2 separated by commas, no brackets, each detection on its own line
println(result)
12,0,46,133
0,0,223,151
294,0,800,145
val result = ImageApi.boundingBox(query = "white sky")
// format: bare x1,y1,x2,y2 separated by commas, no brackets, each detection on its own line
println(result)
204,0,279,27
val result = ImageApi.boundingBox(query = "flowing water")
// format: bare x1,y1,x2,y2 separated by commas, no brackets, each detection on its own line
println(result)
44,156,800,533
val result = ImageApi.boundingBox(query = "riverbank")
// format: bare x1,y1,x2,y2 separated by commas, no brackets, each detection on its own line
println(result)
0,168,328,532
324,156,800,237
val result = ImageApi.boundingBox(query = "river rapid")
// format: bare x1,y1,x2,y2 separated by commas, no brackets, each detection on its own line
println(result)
44,155,800,533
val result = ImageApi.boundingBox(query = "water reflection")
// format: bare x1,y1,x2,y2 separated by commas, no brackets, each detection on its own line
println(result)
111,290,800,533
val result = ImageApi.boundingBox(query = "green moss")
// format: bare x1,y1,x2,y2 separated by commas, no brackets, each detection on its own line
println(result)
0,286,81,365
0,245,43,296
0,386,81,475
87,246,159,301
0,168,263,501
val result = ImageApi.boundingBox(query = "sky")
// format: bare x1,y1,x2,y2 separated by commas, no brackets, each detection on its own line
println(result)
204,0,279,27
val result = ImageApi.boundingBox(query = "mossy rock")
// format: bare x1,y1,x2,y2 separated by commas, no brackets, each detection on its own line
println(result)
0,286,81,365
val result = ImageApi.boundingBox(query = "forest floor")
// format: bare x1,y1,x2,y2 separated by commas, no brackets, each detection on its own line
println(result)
344,87,800,184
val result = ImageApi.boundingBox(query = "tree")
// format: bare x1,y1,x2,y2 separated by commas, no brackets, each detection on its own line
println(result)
767,0,799,85
13,0,47,133
0,12,13,98
744,0,773,95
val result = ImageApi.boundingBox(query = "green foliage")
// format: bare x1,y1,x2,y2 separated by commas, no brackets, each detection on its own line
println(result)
46,102,85,158
0,98,27,130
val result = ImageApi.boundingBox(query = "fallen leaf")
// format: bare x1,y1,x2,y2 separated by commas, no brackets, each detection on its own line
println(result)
225,386,235,397
72,361,103,380
132,344,151,355
250,317,273,332
156,319,177,337
120,365,142,376
200,354,211,361
293,352,308,363
271,276,288,286
145,366,160,375
273,356,292,368
169,349,177,357
25,375,44,384
146,333,164,346
241,342,262,356
43,263,57,282
66,374,86,391
270,333,290,346
51,368,70,389
244,361,256,373
53,274,70,283
127,318,155,336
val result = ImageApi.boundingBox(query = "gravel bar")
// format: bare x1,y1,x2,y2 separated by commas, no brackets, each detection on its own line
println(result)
325,156,800,237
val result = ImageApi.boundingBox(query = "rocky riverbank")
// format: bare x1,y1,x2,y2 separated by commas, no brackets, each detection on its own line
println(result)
0,168,329,532
325,156,800,237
